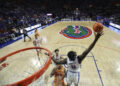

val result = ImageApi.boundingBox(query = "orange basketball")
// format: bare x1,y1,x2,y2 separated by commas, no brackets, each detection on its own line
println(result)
93,23,103,32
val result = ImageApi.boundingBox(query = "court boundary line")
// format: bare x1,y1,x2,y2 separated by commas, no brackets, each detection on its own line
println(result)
91,52,104,86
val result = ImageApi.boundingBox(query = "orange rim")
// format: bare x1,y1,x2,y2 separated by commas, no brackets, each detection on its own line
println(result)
0,47,52,86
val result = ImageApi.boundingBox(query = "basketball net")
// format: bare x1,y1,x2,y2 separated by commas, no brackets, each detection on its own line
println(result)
0,47,52,86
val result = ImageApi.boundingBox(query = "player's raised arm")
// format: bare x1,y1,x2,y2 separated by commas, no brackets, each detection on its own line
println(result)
78,32,103,63
45,52,67,65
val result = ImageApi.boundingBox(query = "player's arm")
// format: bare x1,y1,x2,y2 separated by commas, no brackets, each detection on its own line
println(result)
44,52,50,56
50,67,57,77
63,68,67,79
78,32,103,63
33,41,36,46
52,58,67,65
44,53,67,65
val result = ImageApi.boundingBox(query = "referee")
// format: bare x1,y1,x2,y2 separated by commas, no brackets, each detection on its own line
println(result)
23,28,31,42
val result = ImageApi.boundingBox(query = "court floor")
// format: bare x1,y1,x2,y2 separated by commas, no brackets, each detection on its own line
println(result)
0,21,120,86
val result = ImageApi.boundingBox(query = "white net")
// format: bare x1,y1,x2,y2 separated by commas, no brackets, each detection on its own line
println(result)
29,72,46,86
0,47,51,86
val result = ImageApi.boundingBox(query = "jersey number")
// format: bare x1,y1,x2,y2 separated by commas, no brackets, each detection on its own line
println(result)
71,64,76,69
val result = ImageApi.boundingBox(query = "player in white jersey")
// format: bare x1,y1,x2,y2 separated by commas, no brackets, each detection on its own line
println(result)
45,49,63,64
53,49,63,62
66,55,80,86
33,34,42,60
52,32,103,86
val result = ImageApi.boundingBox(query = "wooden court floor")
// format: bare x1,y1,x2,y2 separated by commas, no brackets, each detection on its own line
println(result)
0,21,120,86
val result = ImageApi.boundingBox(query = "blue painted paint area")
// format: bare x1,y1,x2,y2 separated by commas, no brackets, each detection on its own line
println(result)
0,21,57,49
91,52,104,86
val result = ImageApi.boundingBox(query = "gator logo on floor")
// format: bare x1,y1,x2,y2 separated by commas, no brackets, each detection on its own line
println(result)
60,25,92,39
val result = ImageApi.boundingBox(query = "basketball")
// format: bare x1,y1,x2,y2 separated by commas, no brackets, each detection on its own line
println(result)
93,23,104,32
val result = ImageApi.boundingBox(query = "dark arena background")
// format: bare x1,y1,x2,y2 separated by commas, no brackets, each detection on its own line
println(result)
0,0,120,86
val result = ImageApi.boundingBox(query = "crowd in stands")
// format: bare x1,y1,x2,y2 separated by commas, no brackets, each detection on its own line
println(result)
0,0,55,44
0,0,120,44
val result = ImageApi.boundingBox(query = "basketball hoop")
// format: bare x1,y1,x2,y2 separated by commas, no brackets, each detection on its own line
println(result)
0,47,52,86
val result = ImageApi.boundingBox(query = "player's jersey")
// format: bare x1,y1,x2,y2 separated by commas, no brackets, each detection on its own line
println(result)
54,66,66,86
67,56,80,72
53,53,61,61
34,37,41,47
55,65,65,77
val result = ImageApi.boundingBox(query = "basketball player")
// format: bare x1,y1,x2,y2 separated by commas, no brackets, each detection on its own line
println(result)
53,49,63,62
33,34,42,60
52,32,103,86
45,49,63,65
51,65,67,86
35,28,40,37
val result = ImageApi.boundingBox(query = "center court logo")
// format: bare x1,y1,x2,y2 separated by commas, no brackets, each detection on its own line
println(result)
60,25,92,39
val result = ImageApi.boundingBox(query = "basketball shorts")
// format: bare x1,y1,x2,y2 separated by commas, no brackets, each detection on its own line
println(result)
66,70,80,85
36,45,41,52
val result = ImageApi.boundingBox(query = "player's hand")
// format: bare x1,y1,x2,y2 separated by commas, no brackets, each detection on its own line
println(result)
94,31,104,39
